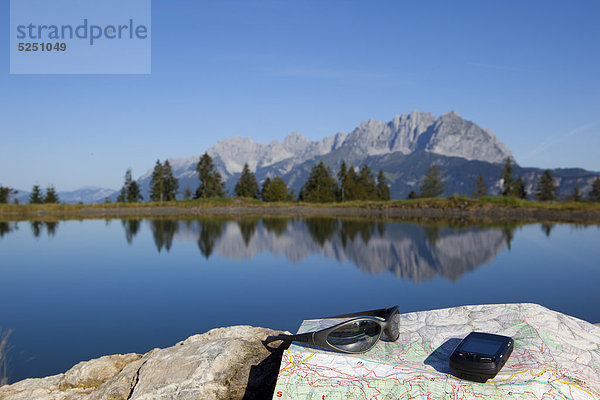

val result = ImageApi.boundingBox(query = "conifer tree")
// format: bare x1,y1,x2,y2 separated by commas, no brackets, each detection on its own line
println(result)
44,185,59,203
118,169,143,203
419,165,444,198
195,153,225,199
183,186,193,200
262,176,292,202
116,186,127,203
0,186,17,204
163,160,179,201
501,158,514,197
299,162,338,203
29,185,44,204
589,177,600,202
150,160,165,202
343,166,359,201
127,180,143,203
535,170,557,201
234,163,259,198
358,164,377,200
261,177,272,200
337,161,348,202
472,175,488,199
570,184,582,202
407,190,419,199
513,177,527,199
150,160,179,202
119,169,133,202
376,170,391,201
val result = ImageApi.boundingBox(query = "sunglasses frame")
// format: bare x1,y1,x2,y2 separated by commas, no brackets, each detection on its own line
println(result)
265,305,399,354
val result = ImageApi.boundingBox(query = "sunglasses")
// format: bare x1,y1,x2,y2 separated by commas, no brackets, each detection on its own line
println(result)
265,305,399,354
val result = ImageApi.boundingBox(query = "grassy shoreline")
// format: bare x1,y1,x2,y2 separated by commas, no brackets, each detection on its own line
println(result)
1,197,600,223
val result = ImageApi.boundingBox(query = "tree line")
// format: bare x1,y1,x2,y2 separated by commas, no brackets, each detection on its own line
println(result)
489,158,599,202
81,155,600,204
112,153,391,204
402,158,600,202
0,184,60,204
5,155,599,205
229,157,391,202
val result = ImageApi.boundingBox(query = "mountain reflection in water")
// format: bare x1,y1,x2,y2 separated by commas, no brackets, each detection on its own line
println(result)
138,217,509,282
0,217,527,282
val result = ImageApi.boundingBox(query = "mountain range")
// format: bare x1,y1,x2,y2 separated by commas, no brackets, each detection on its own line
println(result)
14,111,599,203
134,110,596,201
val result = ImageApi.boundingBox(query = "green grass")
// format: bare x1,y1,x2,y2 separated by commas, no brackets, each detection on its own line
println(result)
1,196,599,222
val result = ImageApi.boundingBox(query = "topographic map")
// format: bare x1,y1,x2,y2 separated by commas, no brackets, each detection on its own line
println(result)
272,303,600,400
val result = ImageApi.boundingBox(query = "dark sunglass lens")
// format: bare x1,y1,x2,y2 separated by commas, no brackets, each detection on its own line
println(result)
327,320,381,353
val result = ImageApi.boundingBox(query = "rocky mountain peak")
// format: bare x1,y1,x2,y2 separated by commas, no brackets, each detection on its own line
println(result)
199,111,511,176
441,110,460,118
426,113,512,163
282,132,310,152
209,136,267,173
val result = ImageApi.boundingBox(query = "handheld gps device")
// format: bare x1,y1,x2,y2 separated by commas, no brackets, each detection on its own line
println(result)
449,332,513,383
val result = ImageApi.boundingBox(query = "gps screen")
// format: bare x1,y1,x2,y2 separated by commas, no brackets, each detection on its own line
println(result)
459,337,504,356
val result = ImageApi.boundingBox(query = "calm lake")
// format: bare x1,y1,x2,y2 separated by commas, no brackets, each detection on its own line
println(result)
0,217,599,384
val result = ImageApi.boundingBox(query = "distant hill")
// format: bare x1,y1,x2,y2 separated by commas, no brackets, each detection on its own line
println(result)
14,187,116,205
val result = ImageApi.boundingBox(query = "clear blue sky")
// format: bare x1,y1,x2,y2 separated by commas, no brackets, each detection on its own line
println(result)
1,1,599,191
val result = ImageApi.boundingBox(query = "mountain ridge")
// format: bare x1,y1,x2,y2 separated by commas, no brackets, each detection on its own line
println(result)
11,111,598,203
128,111,598,201
203,110,512,177
133,110,521,200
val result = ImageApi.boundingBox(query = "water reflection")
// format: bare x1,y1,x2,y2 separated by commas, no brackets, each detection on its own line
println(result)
29,221,59,238
423,225,442,246
0,222,17,238
45,222,58,237
2,217,596,283
121,219,141,244
339,219,381,247
237,218,259,246
141,217,514,282
262,217,288,237
502,226,515,250
541,223,554,237
30,221,42,238
150,219,179,252
196,218,226,259
305,218,338,246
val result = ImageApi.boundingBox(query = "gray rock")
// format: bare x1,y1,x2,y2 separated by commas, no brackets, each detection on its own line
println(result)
424,111,512,164
0,326,289,400
0,354,141,400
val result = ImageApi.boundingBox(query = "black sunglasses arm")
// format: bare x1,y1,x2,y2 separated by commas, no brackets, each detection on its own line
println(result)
265,332,315,346
264,329,345,353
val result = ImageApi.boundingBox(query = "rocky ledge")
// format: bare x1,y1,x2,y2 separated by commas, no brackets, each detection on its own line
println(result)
0,326,289,400
2,318,599,400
